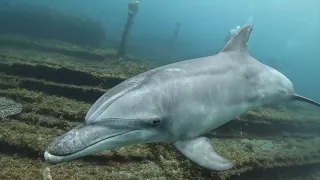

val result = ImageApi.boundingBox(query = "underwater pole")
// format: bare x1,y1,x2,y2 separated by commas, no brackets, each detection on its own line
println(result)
167,22,181,61
117,0,139,57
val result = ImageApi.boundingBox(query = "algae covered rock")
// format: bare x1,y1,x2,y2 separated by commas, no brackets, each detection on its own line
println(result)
0,96,22,118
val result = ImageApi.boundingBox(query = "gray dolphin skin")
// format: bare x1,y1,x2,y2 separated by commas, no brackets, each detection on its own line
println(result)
44,24,320,171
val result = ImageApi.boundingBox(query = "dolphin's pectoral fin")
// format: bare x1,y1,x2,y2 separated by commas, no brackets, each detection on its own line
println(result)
174,137,233,171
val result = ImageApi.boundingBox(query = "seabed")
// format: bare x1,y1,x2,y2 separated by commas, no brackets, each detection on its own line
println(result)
0,34,320,180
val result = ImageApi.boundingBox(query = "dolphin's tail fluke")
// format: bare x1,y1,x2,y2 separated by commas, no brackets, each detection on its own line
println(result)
292,94,320,107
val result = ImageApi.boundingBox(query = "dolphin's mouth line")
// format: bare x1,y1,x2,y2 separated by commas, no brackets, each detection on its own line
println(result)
48,130,132,157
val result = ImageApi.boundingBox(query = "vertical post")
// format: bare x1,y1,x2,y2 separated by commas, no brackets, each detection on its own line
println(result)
117,0,139,57
167,23,181,61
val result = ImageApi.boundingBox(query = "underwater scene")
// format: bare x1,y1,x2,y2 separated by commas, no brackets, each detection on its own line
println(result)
0,0,320,180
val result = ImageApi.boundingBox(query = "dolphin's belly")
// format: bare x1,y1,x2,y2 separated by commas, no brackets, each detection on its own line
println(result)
168,99,259,140
198,103,253,135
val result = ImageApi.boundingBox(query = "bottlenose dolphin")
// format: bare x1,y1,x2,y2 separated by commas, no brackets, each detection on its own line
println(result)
44,24,320,171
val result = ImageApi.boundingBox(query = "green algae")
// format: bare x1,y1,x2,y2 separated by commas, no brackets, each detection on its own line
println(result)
0,154,173,180
241,106,320,123
0,55,132,84
0,34,150,78
0,73,107,102
0,88,90,118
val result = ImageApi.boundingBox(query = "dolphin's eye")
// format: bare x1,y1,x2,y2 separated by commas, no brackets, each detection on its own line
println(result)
152,119,161,126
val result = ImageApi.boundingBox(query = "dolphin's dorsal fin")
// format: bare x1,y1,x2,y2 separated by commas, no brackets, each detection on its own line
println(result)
221,24,253,54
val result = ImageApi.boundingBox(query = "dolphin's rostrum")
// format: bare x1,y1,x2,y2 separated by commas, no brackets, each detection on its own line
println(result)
44,24,320,171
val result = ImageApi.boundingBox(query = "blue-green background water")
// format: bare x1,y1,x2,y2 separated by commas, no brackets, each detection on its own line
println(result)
6,0,320,102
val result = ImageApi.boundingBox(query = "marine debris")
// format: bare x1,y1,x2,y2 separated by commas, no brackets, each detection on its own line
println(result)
0,34,320,180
